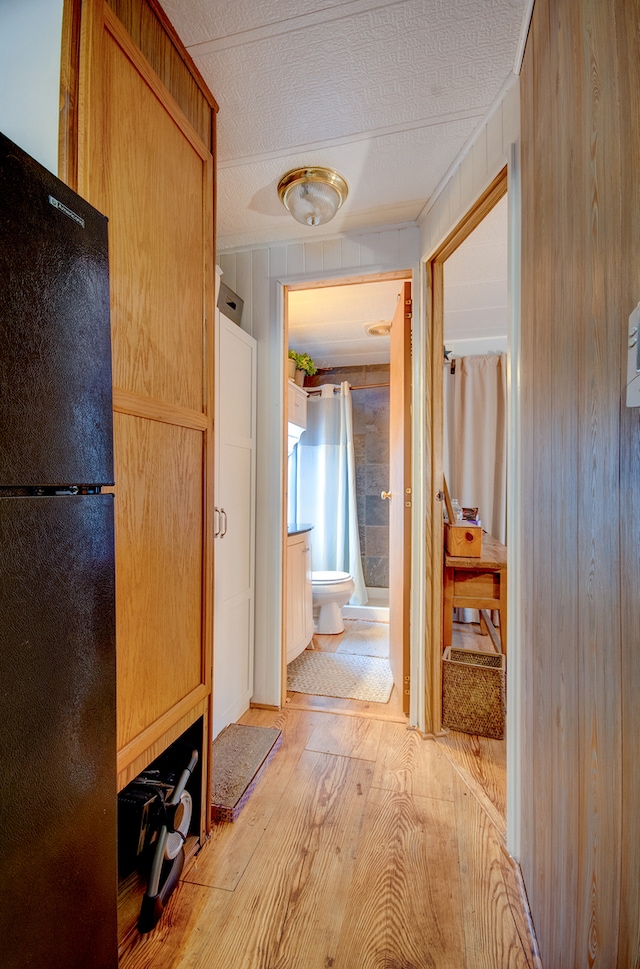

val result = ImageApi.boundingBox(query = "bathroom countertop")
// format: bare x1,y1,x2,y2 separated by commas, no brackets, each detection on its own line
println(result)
287,522,314,536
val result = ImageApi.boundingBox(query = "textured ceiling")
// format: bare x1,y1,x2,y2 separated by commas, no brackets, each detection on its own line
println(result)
159,0,528,250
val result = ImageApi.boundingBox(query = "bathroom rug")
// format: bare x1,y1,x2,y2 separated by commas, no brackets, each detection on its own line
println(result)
335,620,389,659
287,650,393,703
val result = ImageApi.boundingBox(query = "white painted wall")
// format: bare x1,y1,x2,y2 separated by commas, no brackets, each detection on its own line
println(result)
419,75,520,258
0,0,64,174
220,227,420,708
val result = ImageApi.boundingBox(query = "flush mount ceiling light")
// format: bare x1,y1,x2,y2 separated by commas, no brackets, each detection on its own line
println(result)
277,167,348,227
366,322,391,337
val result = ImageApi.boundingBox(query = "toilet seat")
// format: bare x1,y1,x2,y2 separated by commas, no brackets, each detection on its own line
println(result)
312,570,350,585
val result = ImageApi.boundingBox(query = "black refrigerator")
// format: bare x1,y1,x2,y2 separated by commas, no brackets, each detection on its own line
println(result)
0,132,118,967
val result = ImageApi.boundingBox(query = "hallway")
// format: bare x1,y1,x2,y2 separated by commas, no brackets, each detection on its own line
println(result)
120,698,539,968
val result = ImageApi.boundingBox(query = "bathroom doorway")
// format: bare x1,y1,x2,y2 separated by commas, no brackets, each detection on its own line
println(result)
283,272,412,714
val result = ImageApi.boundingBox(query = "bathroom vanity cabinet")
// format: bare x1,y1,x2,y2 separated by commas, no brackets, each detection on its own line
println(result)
286,527,314,663
287,379,307,428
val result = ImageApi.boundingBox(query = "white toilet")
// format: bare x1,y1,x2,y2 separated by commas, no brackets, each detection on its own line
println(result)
311,570,355,634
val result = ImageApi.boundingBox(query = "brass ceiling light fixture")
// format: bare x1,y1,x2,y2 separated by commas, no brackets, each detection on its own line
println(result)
277,167,348,227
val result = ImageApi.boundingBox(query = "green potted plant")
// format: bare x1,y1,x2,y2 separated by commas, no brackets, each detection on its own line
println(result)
288,349,317,386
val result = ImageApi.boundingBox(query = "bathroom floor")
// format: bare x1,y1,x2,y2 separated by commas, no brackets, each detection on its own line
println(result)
286,619,406,722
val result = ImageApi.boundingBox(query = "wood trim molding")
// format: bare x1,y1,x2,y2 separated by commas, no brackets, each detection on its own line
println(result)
423,257,444,736
435,168,508,264
59,0,82,188
116,686,210,784
103,4,211,160
113,388,209,430
75,0,105,199
200,148,216,775
285,269,412,293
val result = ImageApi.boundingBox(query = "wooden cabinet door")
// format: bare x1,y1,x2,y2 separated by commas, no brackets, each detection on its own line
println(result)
77,2,214,788
286,533,314,664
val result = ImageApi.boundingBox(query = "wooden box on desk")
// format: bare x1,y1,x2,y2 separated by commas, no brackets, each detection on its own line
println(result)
445,523,483,557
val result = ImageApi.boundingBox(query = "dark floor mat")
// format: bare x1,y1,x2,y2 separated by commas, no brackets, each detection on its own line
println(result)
211,723,282,822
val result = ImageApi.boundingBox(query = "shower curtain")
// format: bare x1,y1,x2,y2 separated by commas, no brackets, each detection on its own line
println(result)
293,382,367,605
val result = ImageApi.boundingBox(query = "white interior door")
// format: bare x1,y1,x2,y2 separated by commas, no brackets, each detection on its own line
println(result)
213,304,257,737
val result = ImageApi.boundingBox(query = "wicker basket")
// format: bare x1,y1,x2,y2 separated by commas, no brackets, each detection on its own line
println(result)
442,647,506,739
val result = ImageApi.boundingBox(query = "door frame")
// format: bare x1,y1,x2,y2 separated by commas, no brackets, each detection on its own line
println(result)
422,165,510,715
281,268,413,709
389,280,413,715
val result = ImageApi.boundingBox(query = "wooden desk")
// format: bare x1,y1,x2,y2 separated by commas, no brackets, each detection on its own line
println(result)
443,532,507,654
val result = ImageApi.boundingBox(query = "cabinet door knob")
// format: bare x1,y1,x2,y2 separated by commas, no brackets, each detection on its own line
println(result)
381,490,392,500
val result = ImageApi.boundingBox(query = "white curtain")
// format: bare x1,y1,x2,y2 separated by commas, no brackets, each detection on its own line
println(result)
444,353,507,623
443,353,507,542
294,382,367,604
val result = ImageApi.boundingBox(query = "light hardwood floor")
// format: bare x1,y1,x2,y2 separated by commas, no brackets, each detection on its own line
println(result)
120,623,539,969
290,621,507,837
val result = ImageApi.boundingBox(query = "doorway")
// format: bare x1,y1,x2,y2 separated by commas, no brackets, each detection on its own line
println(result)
282,272,412,715
443,194,508,551
423,167,509,736
421,167,512,837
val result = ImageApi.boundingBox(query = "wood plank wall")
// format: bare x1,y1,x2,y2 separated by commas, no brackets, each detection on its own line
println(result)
520,0,640,965
616,0,640,959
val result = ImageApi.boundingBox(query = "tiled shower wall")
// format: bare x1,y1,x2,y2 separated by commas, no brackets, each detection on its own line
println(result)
306,364,390,590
